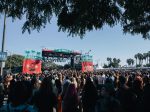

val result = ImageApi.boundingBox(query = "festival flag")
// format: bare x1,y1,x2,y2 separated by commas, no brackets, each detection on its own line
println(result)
22,59,42,74
82,61,93,72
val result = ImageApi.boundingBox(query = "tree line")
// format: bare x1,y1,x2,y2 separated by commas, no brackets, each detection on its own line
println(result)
103,51,150,68
134,51,150,67
103,57,121,68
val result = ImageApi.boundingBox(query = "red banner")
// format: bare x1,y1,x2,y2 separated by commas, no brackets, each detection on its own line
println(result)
82,62,93,72
22,59,42,74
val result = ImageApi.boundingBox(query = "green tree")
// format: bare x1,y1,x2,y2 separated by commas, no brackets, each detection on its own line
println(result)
5,54,24,73
0,0,150,39
103,64,108,68
5,54,24,68
112,58,121,68
106,57,121,68
126,58,134,67
131,59,134,66
107,57,112,65
136,53,143,67
134,54,138,66
143,53,148,65
148,51,150,64
139,53,143,65
126,59,132,67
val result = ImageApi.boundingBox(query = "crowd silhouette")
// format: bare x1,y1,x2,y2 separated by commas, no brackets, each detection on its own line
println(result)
0,69,150,112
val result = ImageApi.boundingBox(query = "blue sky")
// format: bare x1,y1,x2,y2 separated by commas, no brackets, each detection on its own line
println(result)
0,16,150,66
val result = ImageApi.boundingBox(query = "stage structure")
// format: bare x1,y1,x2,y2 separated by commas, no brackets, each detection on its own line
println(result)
42,49,82,68
22,49,93,74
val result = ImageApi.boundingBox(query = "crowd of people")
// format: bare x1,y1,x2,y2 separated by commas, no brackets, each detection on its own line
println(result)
0,69,150,112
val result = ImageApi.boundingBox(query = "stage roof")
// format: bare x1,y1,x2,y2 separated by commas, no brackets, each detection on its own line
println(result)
42,49,81,58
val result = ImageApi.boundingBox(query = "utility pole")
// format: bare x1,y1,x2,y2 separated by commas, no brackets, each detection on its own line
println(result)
2,12,6,52
0,12,7,76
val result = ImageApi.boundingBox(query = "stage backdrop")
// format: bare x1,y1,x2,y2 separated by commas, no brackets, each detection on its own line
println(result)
22,59,42,74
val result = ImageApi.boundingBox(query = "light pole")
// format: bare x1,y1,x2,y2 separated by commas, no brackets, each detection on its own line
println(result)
0,12,7,76
2,12,6,52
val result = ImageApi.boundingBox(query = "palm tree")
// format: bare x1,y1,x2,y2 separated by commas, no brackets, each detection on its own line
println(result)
112,58,120,68
117,59,121,64
126,59,132,67
107,57,112,65
134,54,138,66
131,59,134,66
148,51,150,64
113,58,117,62
126,58,134,67
137,53,143,66
117,59,121,67
143,53,148,65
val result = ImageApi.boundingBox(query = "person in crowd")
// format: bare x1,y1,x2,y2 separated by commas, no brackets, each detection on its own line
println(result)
82,77,98,112
55,78,62,112
71,77,78,89
98,82,121,112
29,77,41,105
61,76,71,100
33,77,57,112
126,75,133,88
131,75,144,112
63,84,79,112
142,75,150,112
0,81,37,112
79,75,85,91
0,76,4,107
116,75,136,112
31,78,40,96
